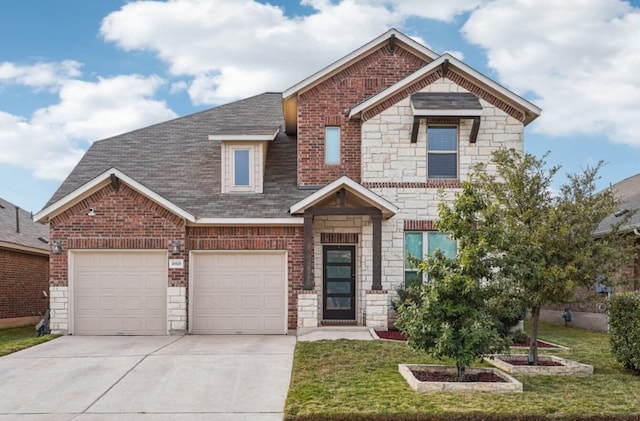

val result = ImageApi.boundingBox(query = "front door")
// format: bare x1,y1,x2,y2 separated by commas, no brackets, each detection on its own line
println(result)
323,245,356,320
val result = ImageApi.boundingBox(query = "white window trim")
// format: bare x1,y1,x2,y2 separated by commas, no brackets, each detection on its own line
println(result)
427,125,459,179
325,126,341,165
232,147,253,189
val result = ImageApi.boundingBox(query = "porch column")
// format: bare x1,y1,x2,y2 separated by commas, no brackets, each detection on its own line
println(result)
372,210,382,290
303,212,314,290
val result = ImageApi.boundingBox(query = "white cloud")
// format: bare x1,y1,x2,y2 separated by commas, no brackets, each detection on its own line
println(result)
0,60,82,89
0,71,176,180
99,0,414,104
462,0,640,147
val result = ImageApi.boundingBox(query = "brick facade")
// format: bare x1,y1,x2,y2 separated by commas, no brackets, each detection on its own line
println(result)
49,183,187,288
48,183,305,331
297,44,428,187
0,248,49,320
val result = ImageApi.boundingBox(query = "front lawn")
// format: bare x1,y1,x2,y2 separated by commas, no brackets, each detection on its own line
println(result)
0,325,58,357
285,322,640,420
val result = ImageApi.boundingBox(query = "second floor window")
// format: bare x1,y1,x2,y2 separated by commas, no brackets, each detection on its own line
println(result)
234,149,250,186
427,125,457,178
325,126,340,164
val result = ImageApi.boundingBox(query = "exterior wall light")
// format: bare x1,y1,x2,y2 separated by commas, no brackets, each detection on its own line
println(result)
52,241,62,255
171,240,180,255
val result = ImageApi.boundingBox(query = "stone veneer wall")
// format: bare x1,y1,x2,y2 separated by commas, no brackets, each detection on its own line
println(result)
361,79,525,299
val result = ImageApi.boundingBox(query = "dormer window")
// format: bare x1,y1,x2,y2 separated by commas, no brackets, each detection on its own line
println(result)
209,127,279,194
233,149,251,187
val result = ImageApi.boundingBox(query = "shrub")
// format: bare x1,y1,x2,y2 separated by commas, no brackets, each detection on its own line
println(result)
511,329,529,344
391,281,423,312
488,293,528,337
609,292,640,373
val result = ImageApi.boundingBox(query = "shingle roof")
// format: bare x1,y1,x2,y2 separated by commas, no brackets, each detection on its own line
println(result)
0,197,49,252
47,92,315,219
411,92,483,111
595,173,640,236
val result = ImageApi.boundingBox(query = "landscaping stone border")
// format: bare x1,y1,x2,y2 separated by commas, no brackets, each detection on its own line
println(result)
510,339,569,350
398,364,523,393
485,354,593,376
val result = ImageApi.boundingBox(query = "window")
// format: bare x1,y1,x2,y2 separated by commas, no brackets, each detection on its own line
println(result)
427,126,457,178
325,127,340,164
233,149,250,186
404,231,457,287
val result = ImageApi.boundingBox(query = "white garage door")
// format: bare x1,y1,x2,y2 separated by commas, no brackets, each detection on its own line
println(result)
192,252,287,334
73,251,167,335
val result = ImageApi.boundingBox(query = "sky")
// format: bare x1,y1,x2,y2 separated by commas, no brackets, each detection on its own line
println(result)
1,0,640,213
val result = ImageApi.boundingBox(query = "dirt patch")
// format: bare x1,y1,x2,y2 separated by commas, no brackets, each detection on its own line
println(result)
411,369,507,383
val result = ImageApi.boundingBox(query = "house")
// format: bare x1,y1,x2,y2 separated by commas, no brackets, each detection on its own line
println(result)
34,29,541,335
541,173,640,331
0,198,49,329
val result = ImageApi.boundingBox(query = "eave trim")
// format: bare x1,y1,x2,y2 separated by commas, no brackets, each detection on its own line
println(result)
348,54,541,124
289,176,398,218
191,217,304,226
282,29,438,99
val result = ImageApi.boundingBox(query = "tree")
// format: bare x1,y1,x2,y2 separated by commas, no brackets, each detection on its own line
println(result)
449,149,632,364
395,178,510,381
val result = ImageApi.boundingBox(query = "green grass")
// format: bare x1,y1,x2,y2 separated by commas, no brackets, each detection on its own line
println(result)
285,322,640,421
0,325,58,357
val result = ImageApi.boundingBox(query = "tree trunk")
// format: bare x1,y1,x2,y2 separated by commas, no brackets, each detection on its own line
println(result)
529,305,541,365
456,362,466,382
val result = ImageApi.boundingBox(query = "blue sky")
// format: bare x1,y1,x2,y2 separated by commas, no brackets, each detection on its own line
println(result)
1,0,640,212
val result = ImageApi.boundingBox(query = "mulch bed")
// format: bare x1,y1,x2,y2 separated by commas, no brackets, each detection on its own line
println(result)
376,330,561,348
411,369,507,383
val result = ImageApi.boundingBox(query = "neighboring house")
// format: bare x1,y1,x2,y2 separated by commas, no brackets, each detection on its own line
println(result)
0,198,49,328
34,29,541,336
541,173,640,331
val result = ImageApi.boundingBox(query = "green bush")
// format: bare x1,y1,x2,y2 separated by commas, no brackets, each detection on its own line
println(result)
511,329,529,344
609,292,640,373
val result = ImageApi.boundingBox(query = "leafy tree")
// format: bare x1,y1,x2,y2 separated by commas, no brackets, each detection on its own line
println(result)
395,178,510,381
447,149,632,364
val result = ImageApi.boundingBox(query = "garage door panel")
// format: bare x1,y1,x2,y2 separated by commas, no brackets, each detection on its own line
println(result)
241,296,260,310
73,251,167,335
264,274,283,289
264,296,284,310
217,274,237,289
192,252,286,334
241,276,260,289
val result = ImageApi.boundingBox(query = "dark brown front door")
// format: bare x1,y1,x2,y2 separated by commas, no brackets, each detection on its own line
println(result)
323,245,356,320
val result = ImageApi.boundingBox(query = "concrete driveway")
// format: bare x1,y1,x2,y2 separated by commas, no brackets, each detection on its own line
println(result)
0,335,296,420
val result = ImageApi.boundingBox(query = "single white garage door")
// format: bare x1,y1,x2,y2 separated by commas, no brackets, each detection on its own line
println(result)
192,252,287,334
72,251,167,335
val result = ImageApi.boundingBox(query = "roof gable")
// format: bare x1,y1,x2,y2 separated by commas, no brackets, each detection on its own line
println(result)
34,168,195,224
282,28,438,135
348,54,541,126
289,176,398,218
282,29,438,100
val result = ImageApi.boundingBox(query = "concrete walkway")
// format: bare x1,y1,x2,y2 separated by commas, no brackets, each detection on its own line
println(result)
0,335,296,420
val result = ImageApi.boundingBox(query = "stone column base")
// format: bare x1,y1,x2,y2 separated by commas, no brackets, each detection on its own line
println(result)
297,292,318,328
167,286,187,334
365,290,388,329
